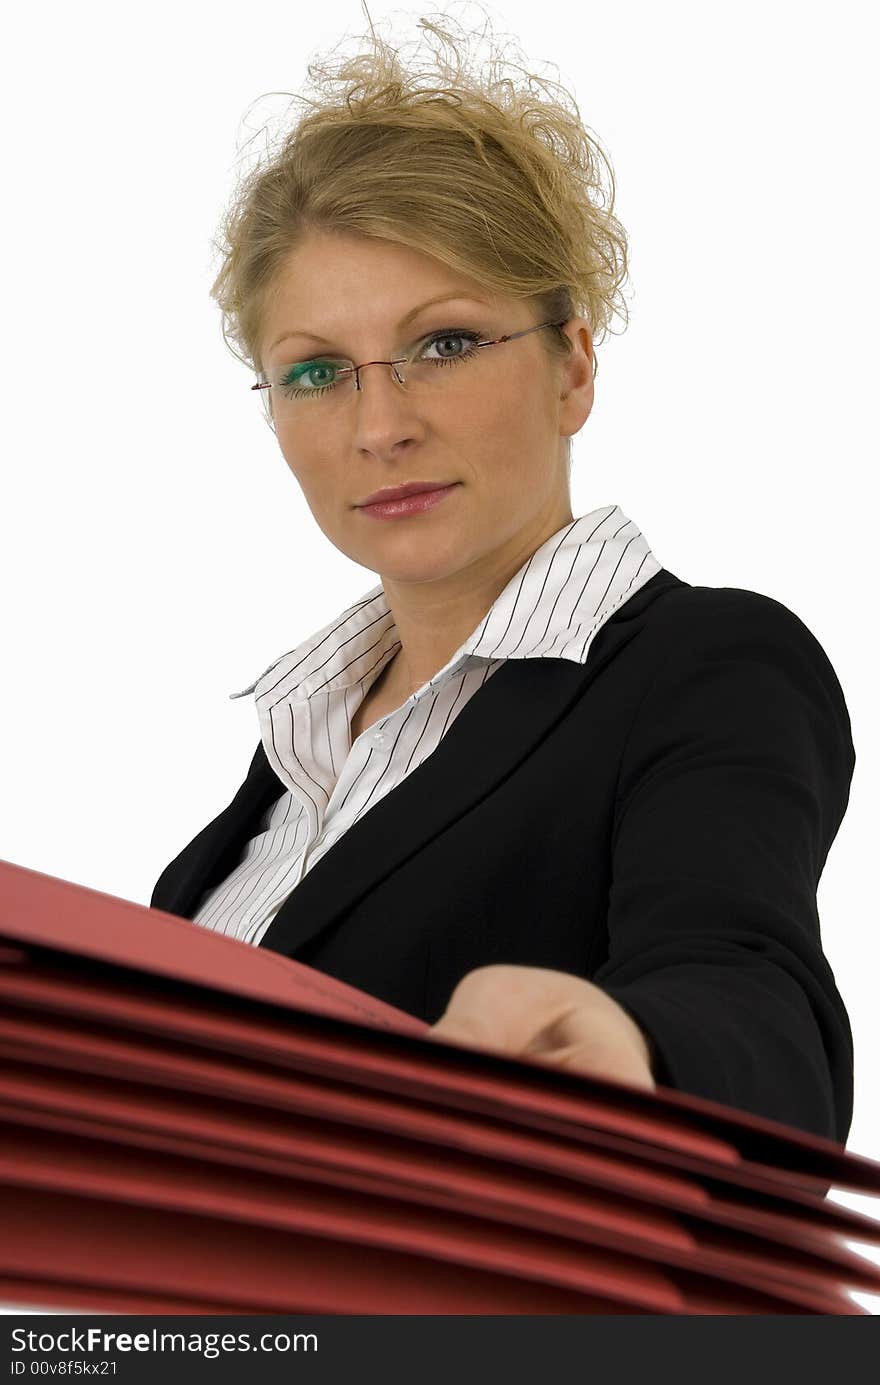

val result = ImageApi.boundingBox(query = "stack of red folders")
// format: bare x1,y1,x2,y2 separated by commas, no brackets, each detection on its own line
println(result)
1,857,879,1315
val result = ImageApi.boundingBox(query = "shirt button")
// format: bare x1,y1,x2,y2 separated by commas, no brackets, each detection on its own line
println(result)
372,729,388,747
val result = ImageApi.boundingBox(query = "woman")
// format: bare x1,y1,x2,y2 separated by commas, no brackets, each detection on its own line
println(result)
150,12,856,1144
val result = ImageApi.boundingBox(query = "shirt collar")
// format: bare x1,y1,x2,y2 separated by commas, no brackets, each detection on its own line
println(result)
229,504,660,705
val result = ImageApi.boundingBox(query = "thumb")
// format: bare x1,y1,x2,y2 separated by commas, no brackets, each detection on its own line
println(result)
426,965,539,1051
426,1013,494,1049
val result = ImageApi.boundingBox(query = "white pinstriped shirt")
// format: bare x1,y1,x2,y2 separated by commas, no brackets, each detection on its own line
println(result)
190,505,662,944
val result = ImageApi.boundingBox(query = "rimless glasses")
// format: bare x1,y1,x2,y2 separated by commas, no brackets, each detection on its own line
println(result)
251,318,570,424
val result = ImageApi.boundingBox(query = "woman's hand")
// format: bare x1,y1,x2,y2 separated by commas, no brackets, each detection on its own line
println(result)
426,964,657,1092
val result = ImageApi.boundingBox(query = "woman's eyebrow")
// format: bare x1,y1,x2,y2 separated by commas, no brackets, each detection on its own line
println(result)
268,294,491,354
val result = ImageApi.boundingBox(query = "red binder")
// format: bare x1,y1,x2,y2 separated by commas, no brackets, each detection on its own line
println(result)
2,857,879,1315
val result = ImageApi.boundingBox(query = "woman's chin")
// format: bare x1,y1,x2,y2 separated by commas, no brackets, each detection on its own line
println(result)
345,531,476,587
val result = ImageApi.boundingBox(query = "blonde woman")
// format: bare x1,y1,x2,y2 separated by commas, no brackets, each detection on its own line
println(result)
151,9,855,1144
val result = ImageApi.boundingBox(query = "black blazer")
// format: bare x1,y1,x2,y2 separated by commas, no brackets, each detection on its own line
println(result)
151,567,856,1144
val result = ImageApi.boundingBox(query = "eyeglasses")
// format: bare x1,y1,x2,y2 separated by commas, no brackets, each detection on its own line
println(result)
251,318,569,425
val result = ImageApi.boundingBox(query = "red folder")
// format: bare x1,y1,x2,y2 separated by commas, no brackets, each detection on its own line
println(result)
1,857,879,1315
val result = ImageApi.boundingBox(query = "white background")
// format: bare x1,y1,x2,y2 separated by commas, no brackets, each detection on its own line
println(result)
2,0,878,1310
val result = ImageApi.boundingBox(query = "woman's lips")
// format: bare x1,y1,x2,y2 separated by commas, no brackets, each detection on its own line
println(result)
357,483,460,520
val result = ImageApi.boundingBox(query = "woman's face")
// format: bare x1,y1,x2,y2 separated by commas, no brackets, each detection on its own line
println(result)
257,232,595,587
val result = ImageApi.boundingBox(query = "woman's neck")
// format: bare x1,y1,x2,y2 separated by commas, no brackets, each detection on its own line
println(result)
380,502,574,694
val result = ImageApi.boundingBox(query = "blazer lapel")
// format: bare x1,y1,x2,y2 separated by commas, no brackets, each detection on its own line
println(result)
259,567,685,959
149,742,283,919
151,567,685,954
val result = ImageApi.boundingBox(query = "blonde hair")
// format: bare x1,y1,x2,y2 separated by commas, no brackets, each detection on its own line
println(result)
209,2,631,431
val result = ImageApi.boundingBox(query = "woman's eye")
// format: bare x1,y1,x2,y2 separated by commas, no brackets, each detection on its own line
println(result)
419,329,482,365
422,330,480,357
283,361,341,391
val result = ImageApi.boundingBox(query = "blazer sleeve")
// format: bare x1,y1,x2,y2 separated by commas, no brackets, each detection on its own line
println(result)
593,587,856,1144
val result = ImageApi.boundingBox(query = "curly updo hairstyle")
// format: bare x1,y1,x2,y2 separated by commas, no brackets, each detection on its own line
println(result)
209,1,631,458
